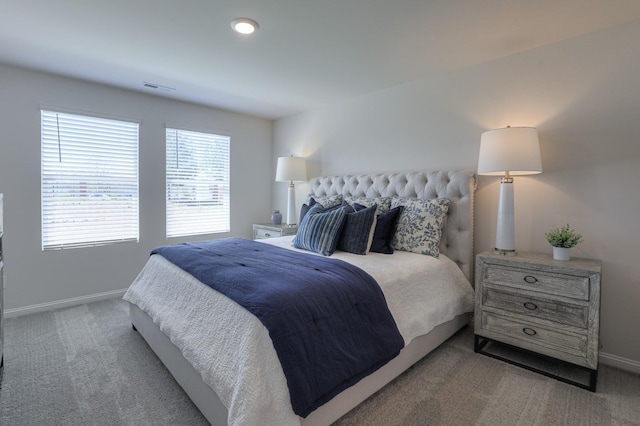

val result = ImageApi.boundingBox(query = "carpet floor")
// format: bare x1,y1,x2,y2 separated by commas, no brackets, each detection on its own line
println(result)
1,298,639,425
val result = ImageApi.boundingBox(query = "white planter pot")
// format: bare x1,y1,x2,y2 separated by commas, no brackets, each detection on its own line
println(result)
553,247,571,261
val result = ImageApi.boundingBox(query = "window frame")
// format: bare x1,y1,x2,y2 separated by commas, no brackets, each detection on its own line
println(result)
165,127,231,238
41,109,140,250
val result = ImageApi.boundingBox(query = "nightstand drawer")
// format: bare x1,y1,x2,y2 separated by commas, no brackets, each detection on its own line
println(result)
483,288,588,328
255,228,282,239
481,311,588,359
484,264,590,300
253,223,298,240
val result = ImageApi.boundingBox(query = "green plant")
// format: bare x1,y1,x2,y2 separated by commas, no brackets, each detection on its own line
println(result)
544,224,583,248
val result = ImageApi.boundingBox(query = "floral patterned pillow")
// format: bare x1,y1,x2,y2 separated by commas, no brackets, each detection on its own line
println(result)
344,196,392,212
390,197,451,257
305,194,343,208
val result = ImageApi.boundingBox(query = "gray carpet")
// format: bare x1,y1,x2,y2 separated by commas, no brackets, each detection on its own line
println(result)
1,298,639,425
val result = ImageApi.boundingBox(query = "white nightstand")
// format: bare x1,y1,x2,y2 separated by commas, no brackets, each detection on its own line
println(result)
474,251,601,391
253,223,298,240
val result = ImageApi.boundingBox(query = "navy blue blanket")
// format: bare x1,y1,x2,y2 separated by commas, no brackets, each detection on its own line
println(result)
151,237,404,417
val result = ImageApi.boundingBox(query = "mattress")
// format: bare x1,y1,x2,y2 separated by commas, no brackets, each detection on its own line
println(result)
123,236,474,425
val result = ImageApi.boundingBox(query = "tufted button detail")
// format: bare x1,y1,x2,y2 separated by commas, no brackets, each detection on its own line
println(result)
309,169,476,282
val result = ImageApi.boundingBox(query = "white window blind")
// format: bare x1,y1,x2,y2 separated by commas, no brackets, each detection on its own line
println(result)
41,110,139,250
166,128,230,238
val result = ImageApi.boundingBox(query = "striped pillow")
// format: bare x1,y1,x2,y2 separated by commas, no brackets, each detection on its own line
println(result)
293,204,347,256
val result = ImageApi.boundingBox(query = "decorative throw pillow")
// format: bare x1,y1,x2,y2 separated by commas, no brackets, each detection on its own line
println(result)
355,204,403,254
390,197,451,257
344,196,392,212
293,204,347,256
337,204,378,255
299,198,346,224
305,194,343,209
299,198,319,225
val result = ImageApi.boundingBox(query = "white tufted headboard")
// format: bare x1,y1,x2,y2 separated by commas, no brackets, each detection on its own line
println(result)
308,170,477,283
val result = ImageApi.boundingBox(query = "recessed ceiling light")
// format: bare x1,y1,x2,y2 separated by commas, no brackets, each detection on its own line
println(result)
231,18,259,35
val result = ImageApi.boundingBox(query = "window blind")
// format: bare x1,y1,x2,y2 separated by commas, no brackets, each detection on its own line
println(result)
166,128,230,238
41,110,139,250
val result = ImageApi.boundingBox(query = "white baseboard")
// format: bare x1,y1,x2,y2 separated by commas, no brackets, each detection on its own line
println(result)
600,351,640,375
4,288,127,318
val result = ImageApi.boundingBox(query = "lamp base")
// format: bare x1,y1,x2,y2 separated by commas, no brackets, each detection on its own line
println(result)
492,248,518,256
495,177,515,251
286,182,296,225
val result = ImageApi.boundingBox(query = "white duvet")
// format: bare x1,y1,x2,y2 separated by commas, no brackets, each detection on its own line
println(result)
123,236,474,426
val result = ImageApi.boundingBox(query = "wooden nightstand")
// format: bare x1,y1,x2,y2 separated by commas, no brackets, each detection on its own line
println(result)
253,223,298,240
474,251,601,391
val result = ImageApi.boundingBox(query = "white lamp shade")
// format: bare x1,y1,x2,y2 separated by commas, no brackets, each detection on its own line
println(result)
478,127,542,176
275,156,307,182
275,156,307,225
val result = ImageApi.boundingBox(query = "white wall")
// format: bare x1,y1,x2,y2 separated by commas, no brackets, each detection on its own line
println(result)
273,20,640,365
0,64,273,311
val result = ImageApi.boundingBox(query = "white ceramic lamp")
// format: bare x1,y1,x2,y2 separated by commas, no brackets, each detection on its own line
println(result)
478,126,542,253
275,156,307,225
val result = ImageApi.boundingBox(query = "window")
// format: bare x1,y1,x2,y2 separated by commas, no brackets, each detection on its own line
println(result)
166,128,230,238
41,110,139,250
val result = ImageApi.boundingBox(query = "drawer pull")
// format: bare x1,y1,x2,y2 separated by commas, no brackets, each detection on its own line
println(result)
523,275,538,284
264,233,271,237
523,302,538,310
522,327,537,336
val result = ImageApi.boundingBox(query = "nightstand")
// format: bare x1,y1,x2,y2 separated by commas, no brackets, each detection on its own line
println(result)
253,223,298,240
474,251,601,391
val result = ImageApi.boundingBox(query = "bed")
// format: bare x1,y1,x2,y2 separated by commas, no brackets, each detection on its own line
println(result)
124,170,476,426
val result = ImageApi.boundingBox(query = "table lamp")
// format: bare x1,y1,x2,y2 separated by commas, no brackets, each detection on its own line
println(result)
477,126,542,253
275,156,307,225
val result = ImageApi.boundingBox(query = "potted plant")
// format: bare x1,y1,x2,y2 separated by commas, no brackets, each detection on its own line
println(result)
544,224,583,261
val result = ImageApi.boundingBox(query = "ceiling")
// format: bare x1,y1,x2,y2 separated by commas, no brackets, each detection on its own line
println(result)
3,0,640,120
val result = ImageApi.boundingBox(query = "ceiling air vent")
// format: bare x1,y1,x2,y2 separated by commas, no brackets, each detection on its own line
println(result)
143,82,176,93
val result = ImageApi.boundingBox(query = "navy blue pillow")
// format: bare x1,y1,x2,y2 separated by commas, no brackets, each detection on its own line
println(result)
300,199,348,224
293,204,348,256
356,203,403,254
337,204,378,255
299,198,318,224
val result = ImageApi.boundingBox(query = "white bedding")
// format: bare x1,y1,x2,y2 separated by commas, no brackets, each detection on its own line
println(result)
123,236,474,426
